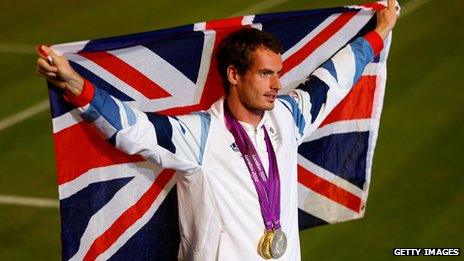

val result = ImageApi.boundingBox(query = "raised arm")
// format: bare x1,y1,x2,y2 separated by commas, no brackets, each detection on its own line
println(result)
36,47,209,173
374,0,399,39
278,0,398,142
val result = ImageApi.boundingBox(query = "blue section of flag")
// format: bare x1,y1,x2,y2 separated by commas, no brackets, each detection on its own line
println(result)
298,209,329,230
71,61,134,102
142,31,204,83
298,132,369,189
82,25,195,52
109,188,180,260
48,83,75,118
255,10,333,53
60,177,134,260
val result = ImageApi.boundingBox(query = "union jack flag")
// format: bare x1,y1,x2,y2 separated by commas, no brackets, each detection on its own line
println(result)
47,2,391,260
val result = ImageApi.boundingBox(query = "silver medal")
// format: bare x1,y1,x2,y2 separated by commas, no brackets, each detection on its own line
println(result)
270,229,287,258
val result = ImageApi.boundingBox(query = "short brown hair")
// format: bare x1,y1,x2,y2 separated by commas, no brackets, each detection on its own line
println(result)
216,27,283,93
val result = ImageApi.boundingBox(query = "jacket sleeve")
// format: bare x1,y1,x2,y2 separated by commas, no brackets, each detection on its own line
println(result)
277,31,384,143
66,81,211,173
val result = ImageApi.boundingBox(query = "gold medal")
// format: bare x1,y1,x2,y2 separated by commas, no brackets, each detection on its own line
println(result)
257,232,266,258
258,229,287,259
258,230,274,259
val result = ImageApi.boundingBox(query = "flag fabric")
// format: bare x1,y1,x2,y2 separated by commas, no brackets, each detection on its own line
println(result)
47,2,391,260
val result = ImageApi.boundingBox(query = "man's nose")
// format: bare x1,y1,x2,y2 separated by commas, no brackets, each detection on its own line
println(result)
271,75,282,91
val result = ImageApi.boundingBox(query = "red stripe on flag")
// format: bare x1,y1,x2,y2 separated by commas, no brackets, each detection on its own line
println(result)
206,16,244,30
297,165,361,212
83,169,175,261
54,122,144,185
79,51,171,99
320,75,377,128
158,19,245,115
280,11,358,76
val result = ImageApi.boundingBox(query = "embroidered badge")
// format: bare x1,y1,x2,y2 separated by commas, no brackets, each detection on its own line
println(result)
268,126,280,143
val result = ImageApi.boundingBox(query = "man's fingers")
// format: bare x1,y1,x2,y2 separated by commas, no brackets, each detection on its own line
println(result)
36,69,64,88
36,71,57,78
38,68,57,78
37,57,57,72
36,65,57,78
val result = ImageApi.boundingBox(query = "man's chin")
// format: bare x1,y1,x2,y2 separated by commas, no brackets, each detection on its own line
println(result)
245,101,275,112
262,102,275,111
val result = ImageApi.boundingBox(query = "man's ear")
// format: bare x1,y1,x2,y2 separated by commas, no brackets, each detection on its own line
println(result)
226,65,240,87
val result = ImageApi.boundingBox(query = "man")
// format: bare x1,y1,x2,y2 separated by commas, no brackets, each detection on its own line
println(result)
36,1,397,259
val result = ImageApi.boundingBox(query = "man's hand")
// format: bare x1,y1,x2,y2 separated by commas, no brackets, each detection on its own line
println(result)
375,0,399,39
35,46,84,97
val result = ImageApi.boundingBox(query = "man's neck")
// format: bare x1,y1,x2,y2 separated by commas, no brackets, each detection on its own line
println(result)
226,95,263,128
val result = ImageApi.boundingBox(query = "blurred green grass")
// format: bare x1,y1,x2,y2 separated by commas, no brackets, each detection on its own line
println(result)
0,0,462,260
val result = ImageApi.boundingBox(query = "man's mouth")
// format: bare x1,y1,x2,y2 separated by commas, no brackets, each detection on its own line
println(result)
264,93,277,102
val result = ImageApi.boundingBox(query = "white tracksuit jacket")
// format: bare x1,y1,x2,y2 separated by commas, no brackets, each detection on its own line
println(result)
73,32,382,260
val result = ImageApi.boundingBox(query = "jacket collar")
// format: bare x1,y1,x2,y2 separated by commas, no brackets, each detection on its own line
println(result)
209,96,270,130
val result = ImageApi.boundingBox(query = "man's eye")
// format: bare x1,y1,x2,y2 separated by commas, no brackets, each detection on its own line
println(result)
260,71,272,77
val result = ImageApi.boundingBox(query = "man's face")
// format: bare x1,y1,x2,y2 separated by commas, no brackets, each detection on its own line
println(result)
234,47,282,112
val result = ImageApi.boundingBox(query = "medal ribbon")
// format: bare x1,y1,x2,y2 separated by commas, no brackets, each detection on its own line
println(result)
224,106,281,230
